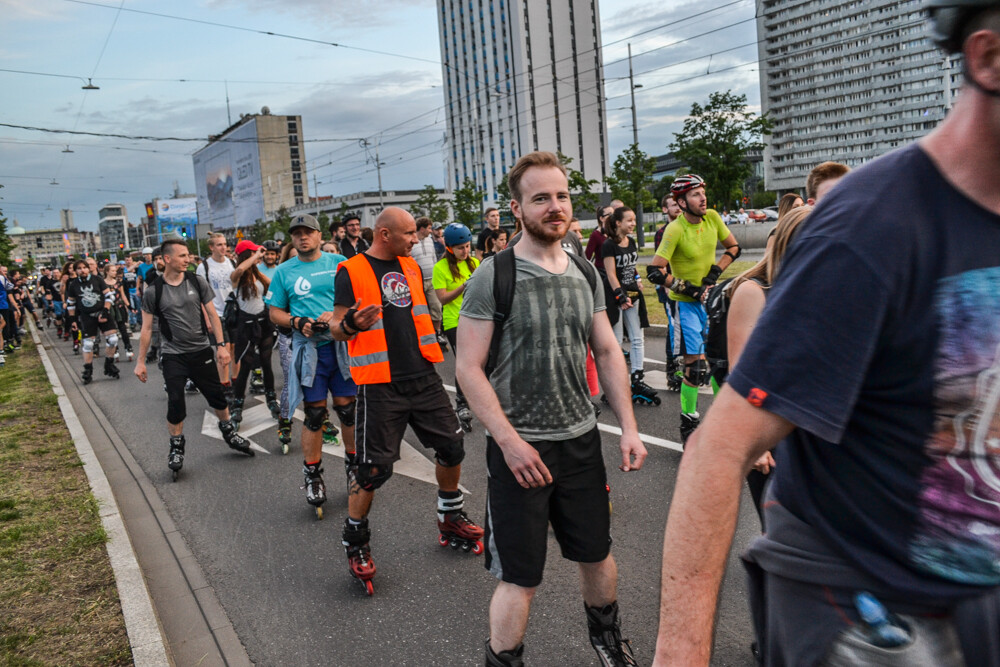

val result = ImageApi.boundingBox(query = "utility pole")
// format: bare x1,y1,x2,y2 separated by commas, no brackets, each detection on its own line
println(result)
628,43,646,247
360,139,385,212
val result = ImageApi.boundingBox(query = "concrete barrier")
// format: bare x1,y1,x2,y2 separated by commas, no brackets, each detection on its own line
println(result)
726,222,776,250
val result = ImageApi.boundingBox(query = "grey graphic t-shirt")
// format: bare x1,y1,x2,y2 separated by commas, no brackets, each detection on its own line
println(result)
460,253,605,441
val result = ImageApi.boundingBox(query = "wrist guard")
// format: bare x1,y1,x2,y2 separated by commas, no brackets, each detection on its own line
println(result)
612,287,628,307
344,308,367,332
646,265,667,285
702,264,723,286
670,279,704,301
295,316,311,333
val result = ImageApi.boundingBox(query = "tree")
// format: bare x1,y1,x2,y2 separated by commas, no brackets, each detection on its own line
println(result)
410,184,450,223
494,173,514,226
452,178,484,228
0,188,14,267
317,211,330,236
558,152,600,217
670,90,773,210
338,201,350,221
606,143,657,212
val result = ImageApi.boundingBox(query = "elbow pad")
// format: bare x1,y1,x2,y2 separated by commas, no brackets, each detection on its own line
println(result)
724,246,742,262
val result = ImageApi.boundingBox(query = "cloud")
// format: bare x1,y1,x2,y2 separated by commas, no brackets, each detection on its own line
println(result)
207,0,435,28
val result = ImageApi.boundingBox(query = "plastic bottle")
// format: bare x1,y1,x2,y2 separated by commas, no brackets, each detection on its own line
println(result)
853,591,912,648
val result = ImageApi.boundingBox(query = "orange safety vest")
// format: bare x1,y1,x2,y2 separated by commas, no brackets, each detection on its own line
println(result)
340,253,443,384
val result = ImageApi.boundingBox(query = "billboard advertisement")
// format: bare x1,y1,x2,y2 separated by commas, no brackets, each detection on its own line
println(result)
192,119,264,230
156,197,199,239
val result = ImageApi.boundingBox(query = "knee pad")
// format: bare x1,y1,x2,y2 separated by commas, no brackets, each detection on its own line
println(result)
434,440,466,468
82,337,95,354
684,358,711,386
303,405,328,432
355,463,393,491
333,401,356,427
106,333,119,349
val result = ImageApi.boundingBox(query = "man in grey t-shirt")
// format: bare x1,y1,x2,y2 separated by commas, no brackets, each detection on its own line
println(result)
134,239,254,479
457,151,646,667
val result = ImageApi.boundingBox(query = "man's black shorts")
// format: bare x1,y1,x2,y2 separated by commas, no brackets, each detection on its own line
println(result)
161,347,228,425
354,373,463,464
484,427,611,588
78,310,117,338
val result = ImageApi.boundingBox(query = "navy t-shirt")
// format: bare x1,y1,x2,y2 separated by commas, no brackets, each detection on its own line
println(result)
729,142,1000,602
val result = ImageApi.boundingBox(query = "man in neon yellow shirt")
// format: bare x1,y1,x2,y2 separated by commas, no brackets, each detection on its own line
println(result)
646,174,741,444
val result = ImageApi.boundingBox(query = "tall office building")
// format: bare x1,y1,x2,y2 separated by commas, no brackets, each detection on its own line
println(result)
437,0,610,205
193,109,308,230
98,203,128,251
757,0,960,191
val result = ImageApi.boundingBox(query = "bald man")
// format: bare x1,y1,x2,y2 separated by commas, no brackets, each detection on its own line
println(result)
329,207,483,594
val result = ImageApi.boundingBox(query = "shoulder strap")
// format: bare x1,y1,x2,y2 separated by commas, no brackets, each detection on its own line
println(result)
567,252,598,295
485,249,517,378
186,272,210,336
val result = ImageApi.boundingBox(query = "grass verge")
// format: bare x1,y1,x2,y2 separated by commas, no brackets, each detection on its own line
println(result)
0,336,132,666
639,260,757,326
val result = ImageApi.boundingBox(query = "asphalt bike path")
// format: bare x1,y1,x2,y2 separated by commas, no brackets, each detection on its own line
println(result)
41,325,760,666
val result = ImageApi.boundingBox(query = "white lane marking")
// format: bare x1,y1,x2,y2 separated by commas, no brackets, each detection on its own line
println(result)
441,384,683,453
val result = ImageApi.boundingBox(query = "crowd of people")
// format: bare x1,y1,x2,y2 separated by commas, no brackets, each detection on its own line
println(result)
7,4,1000,664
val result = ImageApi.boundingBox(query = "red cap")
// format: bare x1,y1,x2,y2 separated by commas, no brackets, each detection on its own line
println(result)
234,240,262,256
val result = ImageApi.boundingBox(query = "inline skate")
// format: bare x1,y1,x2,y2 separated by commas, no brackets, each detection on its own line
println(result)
167,435,185,482
219,419,254,456
342,518,376,595
630,370,660,406
277,418,292,455
302,461,325,519
436,492,484,555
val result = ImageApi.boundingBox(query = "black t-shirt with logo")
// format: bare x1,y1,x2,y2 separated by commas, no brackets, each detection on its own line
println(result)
340,237,370,259
66,275,109,315
335,254,434,382
601,237,639,292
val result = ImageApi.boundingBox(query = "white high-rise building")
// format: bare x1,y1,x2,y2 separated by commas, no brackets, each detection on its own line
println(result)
437,0,610,205
757,0,961,191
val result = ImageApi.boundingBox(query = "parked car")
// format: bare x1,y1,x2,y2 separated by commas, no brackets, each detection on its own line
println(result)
747,209,768,222
761,207,780,221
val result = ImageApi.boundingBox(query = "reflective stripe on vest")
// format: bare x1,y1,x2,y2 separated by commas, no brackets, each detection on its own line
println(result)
341,253,443,384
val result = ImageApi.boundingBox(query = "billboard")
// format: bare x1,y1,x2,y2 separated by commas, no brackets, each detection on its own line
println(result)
156,197,198,239
192,119,264,230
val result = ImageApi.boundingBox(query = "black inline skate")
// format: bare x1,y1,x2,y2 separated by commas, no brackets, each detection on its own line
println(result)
486,641,525,667
665,357,683,392
455,397,473,433
586,601,638,666
302,461,326,519
265,391,280,420
229,398,244,429
219,419,254,457
104,356,120,379
630,370,660,406
249,367,265,395
679,412,700,448
342,518,376,595
185,378,199,394
167,435,185,482
436,492,484,555
277,418,292,455
81,362,93,385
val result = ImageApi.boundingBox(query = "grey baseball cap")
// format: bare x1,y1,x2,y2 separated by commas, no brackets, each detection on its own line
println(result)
289,213,320,232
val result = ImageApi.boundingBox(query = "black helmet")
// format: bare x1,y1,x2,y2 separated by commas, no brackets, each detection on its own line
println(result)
263,240,280,251
926,0,999,53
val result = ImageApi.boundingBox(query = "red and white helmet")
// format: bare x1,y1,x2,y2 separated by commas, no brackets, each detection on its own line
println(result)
670,174,706,197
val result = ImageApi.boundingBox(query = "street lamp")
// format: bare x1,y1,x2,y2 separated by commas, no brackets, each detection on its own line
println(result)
628,43,646,247
82,78,100,90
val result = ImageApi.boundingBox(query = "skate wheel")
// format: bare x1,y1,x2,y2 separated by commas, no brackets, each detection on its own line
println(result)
653,396,661,405
461,541,472,553
315,507,324,520
281,443,289,455
363,579,374,596
450,539,460,550
472,540,484,555
438,534,449,547
172,470,179,482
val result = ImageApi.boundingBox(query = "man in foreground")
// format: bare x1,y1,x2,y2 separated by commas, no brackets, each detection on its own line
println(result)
458,151,646,666
655,4,1000,664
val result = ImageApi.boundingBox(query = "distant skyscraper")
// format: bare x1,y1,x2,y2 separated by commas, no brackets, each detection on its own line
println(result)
757,0,960,191
437,0,610,206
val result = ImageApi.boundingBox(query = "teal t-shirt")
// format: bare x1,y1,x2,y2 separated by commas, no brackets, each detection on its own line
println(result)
258,263,277,282
265,252,346,319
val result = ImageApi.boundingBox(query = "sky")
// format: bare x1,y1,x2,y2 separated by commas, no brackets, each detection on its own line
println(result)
0,0,761,232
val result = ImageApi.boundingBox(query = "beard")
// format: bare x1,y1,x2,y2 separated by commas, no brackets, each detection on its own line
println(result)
521,213,569,244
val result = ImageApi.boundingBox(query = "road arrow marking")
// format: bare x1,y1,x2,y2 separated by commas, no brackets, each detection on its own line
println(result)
201,409,269,455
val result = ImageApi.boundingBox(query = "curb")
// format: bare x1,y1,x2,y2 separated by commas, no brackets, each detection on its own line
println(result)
30,322,171,666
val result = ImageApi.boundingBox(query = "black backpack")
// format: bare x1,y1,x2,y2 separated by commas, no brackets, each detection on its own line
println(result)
703,277,735,376
485,248,598,378
150,272,208,343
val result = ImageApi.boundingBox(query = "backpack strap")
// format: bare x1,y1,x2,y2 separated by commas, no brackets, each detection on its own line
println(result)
566,251,598,295
184,272,210,337
485,249,517,378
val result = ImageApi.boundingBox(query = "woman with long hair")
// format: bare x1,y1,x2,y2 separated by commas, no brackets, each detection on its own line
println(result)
482,229,508,259
227,241,276,427
103,264,135,362
777,192,805,220
602,206,657,405
433,223,479,428
725,204,811,524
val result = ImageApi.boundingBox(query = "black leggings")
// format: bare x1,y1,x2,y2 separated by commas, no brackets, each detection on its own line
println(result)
444,327,465,404
233,332,275,399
